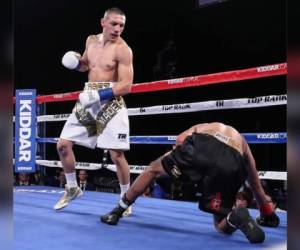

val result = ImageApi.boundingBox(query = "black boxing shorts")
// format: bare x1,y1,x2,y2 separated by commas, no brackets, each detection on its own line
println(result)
161,133,249,217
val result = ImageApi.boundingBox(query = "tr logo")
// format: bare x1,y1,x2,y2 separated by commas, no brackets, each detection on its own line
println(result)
216,101,224,107
118,134,127,140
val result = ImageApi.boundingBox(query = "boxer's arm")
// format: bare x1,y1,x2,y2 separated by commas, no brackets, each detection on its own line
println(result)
76,51,88,72
112,45,134,96
243,140,266,205
61,36,90,72
77,36,91,72
243,138,280,227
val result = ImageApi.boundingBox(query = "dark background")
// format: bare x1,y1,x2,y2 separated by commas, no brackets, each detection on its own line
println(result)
14,0,286,191
14,0,286,92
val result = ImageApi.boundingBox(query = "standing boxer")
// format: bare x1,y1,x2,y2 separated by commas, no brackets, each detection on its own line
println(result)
54,7,133,216
101,122,280,244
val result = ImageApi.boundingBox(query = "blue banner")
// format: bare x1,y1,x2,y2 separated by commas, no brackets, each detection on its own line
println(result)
14,89,36,173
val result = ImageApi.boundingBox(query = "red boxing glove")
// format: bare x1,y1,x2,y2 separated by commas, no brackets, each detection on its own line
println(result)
259,203,273,215
256,203,280,228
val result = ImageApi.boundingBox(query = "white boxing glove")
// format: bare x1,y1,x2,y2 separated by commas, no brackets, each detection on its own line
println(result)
61,51,80,70
79,90,100,109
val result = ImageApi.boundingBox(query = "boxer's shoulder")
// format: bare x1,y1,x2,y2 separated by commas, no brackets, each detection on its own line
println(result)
115,40,132,60
86,34,99,45
115,37,130,50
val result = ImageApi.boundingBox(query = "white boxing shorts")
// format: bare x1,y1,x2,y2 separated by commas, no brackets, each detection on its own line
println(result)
60,82,130,151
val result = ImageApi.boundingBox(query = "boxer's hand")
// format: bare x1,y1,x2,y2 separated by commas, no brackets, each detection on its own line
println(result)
62,51,81,70
79,90,100,109
256,212,280,228
79,88,114,109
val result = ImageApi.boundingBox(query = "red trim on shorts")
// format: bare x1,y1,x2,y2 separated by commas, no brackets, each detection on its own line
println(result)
210,192,222,212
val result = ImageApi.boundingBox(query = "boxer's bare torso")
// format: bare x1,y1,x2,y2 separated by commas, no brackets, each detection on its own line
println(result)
176,122,245,155
78,12,133,96
81,34,131,82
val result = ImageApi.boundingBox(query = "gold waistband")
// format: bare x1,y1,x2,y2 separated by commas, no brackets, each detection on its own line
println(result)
84,82,112,90
201,130,242,154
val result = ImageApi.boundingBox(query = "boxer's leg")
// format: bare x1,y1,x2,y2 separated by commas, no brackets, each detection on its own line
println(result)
126,157,168,201
57,139,76,174
109,149,132,216
101,156,168,225
109,149,130,191
213,214,237,235
226,207,265,244
54,139,82,210
213,205,265,244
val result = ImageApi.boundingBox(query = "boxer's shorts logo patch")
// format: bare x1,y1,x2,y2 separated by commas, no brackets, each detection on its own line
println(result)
171,165,182,178
118,133,127,140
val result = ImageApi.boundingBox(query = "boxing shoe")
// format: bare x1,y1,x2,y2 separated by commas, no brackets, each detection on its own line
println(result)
101,205,125,225
123,205,132,217
227,207,265,244
54,185,83,210
79,90,100,109
256,212,280,228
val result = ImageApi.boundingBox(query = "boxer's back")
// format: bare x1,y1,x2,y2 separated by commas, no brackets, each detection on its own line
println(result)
194,122,244,155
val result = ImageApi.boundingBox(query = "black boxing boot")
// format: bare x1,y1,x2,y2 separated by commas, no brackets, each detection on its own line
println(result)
100,205,125,225
101,194,133,225
227,207,265,244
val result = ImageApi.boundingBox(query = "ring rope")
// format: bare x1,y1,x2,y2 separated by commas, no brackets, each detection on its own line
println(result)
36,94,287,122
131,63,287,93
13,63,286,104
35,132,287,145
13,64,286,182
32,159,287,181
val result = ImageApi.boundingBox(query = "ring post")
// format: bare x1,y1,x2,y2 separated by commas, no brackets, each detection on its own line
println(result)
14,89,37,173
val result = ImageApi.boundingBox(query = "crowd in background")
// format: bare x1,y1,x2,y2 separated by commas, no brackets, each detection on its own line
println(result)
14,166,287,212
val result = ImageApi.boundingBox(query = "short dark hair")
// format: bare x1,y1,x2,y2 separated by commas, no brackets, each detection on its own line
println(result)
235,191,252,206
104,7,125,18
